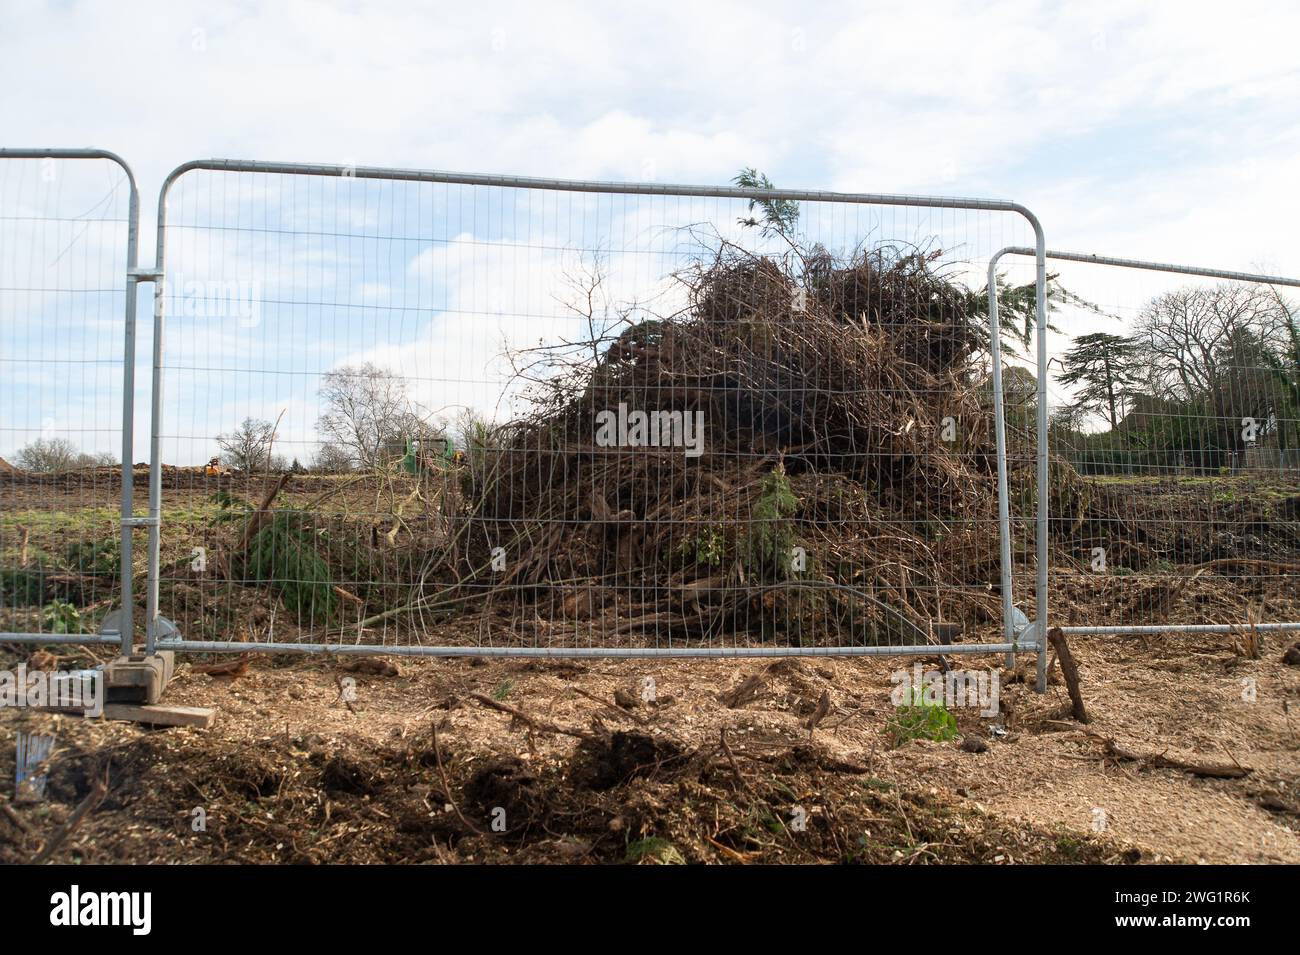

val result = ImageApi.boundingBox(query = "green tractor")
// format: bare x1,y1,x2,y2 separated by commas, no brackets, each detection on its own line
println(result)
399,435,455,475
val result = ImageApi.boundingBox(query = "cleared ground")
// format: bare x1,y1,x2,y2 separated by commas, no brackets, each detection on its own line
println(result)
1,469,1297,864
1,627,1296,864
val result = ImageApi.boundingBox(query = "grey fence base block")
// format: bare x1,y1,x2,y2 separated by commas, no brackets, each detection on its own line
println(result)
0,633,128,647
156,639,1036,658
1061,623,1300,636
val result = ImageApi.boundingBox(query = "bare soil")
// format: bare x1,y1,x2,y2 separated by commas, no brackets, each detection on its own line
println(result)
1,623,1296,865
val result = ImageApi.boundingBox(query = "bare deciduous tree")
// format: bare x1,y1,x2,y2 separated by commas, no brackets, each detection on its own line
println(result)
16,437,82,473
1135,284,1289,400
309,443,354,473
317,362,423,469
1133,283,1292,453
216,417,281,472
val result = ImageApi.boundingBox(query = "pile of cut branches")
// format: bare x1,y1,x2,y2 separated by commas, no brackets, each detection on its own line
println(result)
437,242,1014,646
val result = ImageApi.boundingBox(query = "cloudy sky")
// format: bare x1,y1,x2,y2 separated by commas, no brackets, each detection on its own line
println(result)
2,0,1298,462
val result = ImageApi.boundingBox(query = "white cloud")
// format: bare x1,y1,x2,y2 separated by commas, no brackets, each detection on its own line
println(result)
4,0,1299,459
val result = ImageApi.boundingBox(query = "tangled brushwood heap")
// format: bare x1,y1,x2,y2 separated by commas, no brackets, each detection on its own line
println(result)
161,240,1300,643
181,242,1084,647
445,243,1018,645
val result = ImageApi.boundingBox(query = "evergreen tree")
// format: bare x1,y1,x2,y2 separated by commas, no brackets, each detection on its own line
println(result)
1058,332,1141,429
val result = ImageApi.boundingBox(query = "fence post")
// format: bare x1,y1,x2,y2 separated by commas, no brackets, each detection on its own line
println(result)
144,264,168,655
118,166,141,655
1033,231,1050,693
986,249,1017,670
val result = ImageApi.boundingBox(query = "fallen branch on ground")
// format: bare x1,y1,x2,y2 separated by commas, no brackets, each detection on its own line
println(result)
188,654,251,678
468,691,602,741
719,674,764,708
32,774,107,864
1086,732,1251,779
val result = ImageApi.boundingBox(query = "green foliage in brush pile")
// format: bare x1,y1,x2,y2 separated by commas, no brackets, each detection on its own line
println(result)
743,463,799,580
246,511,336,625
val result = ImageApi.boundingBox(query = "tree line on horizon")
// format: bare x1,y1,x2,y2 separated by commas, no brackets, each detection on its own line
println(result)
1048,283,1299,473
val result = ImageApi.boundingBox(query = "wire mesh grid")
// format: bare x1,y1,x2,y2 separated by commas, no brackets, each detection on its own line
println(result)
995,252,1300,634
153,167,1039,656
0,155,133,640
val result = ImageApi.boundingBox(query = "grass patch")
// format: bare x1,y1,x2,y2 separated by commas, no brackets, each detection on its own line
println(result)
0,506,119,531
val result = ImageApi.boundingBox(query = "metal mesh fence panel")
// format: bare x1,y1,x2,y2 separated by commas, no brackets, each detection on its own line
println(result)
0,151,137,647
996,248,1300,637
151,163,1041,657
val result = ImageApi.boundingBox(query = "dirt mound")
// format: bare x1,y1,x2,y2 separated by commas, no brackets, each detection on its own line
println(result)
462,757,551,835
572,731,692,790
2,617,1293,866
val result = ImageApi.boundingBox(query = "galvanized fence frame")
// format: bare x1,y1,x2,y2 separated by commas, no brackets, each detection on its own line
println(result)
0,148,142,654
142,158,1050,667
990,246,1300,681
7,151,1294,689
